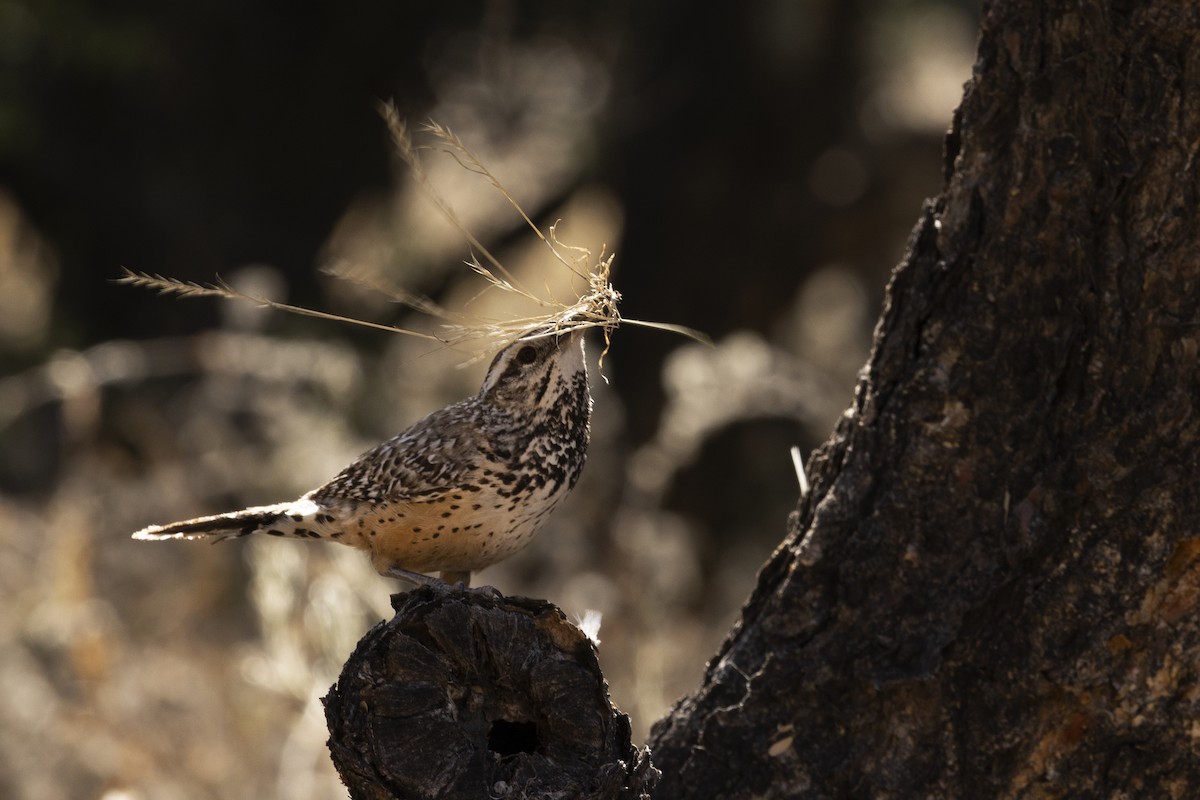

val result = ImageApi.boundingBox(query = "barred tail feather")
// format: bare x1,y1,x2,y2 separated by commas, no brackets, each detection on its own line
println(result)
132,498,323,542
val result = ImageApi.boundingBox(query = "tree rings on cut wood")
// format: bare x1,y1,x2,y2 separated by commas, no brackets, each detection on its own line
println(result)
323,584,657,800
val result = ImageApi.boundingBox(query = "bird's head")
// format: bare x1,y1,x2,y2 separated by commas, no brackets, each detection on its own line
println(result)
479,328,589,411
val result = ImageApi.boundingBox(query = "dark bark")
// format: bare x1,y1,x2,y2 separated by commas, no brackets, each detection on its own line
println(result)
323,585,656,800
648,1,1200,797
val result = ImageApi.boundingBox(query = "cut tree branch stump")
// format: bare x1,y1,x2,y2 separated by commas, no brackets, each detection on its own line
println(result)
323,585,656,800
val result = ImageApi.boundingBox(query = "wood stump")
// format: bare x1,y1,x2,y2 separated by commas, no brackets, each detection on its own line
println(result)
324,585,656,800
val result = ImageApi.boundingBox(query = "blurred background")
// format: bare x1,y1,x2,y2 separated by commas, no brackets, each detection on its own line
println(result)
0,1,977,797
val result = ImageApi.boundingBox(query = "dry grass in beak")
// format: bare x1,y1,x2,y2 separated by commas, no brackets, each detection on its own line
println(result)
119,102,709,365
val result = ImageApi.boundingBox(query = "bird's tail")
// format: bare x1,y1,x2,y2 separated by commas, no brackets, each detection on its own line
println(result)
132,498,327,542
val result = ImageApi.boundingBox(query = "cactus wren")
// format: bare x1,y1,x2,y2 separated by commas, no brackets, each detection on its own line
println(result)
132,329,591,587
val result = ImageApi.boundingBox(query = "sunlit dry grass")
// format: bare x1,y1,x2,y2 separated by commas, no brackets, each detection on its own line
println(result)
119,105,705,374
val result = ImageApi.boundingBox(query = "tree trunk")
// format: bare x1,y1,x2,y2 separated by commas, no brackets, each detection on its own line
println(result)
648,1,1200,797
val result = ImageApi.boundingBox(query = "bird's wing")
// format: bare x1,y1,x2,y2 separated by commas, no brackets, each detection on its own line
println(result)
310,402,497,506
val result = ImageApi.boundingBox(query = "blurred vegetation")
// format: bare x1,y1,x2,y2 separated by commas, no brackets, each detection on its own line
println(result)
0,1,977,797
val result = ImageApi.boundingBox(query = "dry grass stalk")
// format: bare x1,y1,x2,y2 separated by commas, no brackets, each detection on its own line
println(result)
119,102,707,364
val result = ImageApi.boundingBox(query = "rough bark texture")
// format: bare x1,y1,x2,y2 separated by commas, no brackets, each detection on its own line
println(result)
324,586,656,800
649,1,1200,797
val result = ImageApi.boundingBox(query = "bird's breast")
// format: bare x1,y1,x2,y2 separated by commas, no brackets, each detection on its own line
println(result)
341,475,573,574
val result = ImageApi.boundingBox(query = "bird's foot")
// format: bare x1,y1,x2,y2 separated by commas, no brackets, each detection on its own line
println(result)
382,567,502,597
441,570,504,598
384,566,449,589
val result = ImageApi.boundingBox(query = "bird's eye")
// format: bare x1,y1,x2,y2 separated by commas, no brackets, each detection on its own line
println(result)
516,345,538,365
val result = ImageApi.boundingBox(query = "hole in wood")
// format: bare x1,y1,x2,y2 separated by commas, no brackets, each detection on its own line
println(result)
488,719,539,756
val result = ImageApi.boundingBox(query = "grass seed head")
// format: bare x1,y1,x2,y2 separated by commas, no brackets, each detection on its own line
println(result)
120,102,707,368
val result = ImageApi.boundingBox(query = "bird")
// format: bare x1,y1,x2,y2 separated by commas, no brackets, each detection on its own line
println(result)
132,328,592,587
